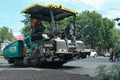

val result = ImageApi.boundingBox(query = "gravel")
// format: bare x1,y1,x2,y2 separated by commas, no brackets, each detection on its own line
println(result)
0,69,100,80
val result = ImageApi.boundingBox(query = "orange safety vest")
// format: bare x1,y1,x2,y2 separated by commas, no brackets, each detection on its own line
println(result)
32,19,37,27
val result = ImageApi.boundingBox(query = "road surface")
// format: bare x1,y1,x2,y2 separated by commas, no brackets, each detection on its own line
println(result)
0,56,119,77
62,56,119,76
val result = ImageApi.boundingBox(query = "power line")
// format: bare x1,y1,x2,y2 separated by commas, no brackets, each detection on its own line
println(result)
72,0,120,17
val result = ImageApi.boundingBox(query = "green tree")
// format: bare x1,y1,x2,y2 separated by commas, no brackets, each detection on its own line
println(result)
21,24,31,37
113,29,120,43
21,14,31,37
21,14,31,25
102,18,115,50
75,11,115,54
0,26,14,43
76,11,104,48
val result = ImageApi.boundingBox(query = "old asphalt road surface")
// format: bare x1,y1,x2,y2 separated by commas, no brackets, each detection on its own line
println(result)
0,56,118,80
62,56,118,76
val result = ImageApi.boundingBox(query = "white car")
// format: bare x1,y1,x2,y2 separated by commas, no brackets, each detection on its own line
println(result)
84,49,97,58
104,52,110,57
90,49,97,58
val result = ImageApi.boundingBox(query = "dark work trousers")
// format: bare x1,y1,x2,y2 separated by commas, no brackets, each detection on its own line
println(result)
109,53,113,62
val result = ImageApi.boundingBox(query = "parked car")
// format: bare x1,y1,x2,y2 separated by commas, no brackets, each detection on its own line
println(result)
104,52,110,57
84,49,97,58
90,49,97,58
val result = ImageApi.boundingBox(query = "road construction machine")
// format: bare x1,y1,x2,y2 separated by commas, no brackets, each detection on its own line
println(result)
3,3,86,67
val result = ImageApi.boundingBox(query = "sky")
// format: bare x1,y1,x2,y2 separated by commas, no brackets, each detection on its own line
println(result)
0,0,120,36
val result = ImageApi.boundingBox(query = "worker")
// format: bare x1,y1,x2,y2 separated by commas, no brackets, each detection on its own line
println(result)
32,19,37,27
64,22,74,40
31,19,45,41
32,19,44,33
109,46,114,62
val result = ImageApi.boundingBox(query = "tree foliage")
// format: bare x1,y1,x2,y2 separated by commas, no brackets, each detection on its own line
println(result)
0,26,14,43
21,14,31,25
21,14,31,37
113,29,120,43
76,11,115,52
76,11,104,48
102,18,115,49
21,24,31,37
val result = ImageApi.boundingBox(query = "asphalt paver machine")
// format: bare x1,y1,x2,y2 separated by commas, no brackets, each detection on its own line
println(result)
3,3,84,67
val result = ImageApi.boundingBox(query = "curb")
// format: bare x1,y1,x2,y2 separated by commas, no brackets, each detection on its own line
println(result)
0,56,3,58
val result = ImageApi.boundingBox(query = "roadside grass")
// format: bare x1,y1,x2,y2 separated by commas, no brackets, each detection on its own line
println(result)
0,51,3,56
96,64,120,80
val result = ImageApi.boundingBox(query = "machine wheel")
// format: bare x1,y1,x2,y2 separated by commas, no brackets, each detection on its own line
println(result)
48,61,65,67
7,59,15,64
23,58,32,67
36,61,65,68
13,59,24,66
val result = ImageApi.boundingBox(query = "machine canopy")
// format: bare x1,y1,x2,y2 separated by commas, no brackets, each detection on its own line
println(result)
21,3,78,21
